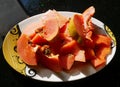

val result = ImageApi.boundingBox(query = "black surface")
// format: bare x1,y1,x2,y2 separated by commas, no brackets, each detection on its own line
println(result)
0,0,120,87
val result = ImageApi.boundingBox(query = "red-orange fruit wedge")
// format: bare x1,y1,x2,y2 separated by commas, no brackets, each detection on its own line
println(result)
60,54,75,70
17,34,38,65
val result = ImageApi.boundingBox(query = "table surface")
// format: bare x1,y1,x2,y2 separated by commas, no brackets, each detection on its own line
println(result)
0,0,120,87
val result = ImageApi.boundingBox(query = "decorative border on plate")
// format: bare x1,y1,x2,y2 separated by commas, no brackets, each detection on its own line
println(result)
3,25,26,75
104,25,117,47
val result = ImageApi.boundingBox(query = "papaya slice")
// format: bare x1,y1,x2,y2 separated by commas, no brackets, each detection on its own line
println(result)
85,31,93,41
95,45,111,60
91,57,106,68
42,17,59,41
22,21,44,38
17,34,38,65
60,40,77,54
82,6,95,23
40,10,68,41
73,14,85,39
43,10,68,28
73,6,95,41
91,39,111,68
74,50,86,62
53,10,68,28
60,54,75,70
85,48,96,60
31,33,47,45
93,34,111,46
39,53,61,72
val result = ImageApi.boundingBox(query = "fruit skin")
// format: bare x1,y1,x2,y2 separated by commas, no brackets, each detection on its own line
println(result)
73,14,85,38
17,34,38,65
67,17,78,38
73,6,95,41
82,6,95,23
67,17,83,44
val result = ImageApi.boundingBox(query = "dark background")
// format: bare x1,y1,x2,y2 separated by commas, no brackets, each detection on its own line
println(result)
0,0,120,87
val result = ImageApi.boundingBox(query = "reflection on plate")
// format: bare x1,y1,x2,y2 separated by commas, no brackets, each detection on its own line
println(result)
2,12,116,82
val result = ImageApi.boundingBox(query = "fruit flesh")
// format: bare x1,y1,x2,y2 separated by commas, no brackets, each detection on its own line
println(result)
17,34,38,65
17,7,112,72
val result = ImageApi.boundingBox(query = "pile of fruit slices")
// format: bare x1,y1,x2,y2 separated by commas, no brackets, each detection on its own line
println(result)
17,6,112,72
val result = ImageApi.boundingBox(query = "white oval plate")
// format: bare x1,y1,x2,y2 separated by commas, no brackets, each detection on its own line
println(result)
2,11,117,82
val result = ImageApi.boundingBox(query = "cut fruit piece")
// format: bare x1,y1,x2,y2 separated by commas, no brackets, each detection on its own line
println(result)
41,10,68,41
60,22,68,33
73,6,95,41
43,10,68,28
73,14,85,38
85,48,96,60
53,10,68,28
42,17,59,41
60,40,77,54
85,31,93,41
74,50,86,62
95,45,111,60
93,34,111,46
49,33,72,54
60,54,75,70
91,43,111,68
91,58,106,68
39,53,61,72
22,21,44,38
31,33,47,45
17,34,38,65
67,17,78,38
23,10,68,42
84,39,94,48
82,6,95,23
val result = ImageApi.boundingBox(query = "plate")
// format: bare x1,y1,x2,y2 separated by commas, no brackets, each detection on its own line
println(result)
2,11,117,82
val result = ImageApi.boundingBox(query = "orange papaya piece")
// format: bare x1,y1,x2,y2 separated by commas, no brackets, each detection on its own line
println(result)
17,34,38,65
41,10,68,41
73,14,85,38
85,48,96,60
59,54,75,70
91,44,111,68
95,45,111,60
60,40,77,54
22,21,44,38
91,57,106,68
39,54,61,72
74,50,86,62
31,33,47,45
93,34,111,46
82,6,95,23
42,17,59,41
